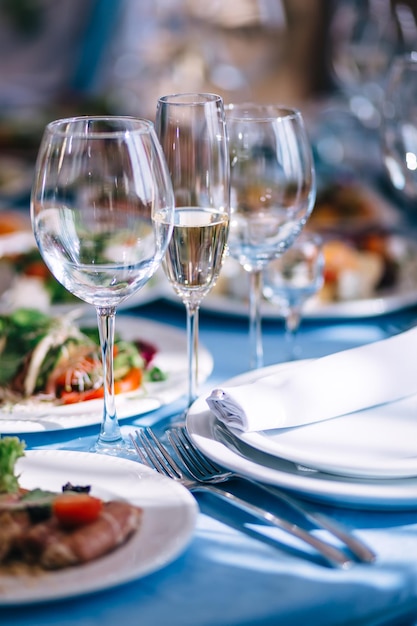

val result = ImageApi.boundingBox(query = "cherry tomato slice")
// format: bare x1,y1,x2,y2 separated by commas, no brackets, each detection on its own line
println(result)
53,493,103,528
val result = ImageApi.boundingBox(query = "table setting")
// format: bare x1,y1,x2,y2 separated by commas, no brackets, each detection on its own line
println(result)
4,78,417,626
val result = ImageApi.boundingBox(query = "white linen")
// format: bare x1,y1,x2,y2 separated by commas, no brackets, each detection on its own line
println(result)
206,325,417,432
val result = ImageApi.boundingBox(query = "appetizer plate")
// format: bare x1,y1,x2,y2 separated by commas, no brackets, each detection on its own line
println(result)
0,450,198,605
0,316,213,433
186,381,417,510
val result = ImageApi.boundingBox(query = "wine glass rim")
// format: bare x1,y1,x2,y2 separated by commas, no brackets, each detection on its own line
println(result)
45,115,154,138
225,103,302,121
157,93,223,106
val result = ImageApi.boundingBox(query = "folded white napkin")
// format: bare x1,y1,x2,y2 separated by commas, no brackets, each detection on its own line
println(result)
206,326,417,432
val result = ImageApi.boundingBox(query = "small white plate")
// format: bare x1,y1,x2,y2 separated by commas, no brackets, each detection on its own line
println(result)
0,316,213,433
0,449,198,605
186,390,417,510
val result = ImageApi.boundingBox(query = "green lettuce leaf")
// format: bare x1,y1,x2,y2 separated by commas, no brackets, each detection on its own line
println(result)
0,436,26,493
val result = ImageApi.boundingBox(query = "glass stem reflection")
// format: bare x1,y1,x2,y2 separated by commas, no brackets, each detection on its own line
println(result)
249,269,263,370
186,303,199,408
284,305,302,361
96,308,124,448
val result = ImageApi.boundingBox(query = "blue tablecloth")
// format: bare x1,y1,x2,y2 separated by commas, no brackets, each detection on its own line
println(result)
3,299,417,626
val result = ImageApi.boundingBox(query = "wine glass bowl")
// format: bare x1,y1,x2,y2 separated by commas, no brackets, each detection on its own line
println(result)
328,0,401,128
263,232,324,361
382,52,417,202
155,93,230,409
31,116,175,455
225,103,316,369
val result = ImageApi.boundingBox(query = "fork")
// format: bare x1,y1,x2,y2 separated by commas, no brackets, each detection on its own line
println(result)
167,426,376,565
131,427,358,569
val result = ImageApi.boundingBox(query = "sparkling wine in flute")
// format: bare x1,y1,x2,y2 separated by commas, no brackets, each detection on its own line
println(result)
163,207,229,302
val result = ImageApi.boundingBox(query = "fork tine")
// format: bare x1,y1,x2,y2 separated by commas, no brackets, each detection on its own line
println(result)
167,427,232,481
167,429,210,479
177,427,226,474
129,433,150,467
133,428,183,479
135,429,168,474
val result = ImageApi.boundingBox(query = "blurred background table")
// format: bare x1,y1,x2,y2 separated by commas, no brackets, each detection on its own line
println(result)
3,1,417,624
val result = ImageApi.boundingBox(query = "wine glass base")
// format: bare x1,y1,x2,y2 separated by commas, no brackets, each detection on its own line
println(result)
90,436,136,459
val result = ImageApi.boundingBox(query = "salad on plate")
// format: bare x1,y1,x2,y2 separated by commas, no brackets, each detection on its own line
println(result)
0,308,164,410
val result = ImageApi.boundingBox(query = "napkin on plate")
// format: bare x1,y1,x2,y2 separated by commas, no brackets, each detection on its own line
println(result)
206,326,417,432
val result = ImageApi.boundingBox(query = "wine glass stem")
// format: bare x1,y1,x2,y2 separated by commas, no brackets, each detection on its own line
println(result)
249,269,263,370
96,308,123,446
185,302,199,408
284,306,302,361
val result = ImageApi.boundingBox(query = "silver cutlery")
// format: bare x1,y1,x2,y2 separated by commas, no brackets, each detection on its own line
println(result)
167,426,376,565
131,427,359,569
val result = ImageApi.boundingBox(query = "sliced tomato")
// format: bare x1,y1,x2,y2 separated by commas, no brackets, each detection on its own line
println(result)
114,367,142,394
53,493,103,528
60,387,104,405
60,367,142,404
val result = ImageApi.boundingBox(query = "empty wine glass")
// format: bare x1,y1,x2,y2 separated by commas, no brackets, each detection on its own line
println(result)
263,232,324,361
155,93,230,409
328,0,401,128
382,52,417,202
226,103,316,370
31,116,175,455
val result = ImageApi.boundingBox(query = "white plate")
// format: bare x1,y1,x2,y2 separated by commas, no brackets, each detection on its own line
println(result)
225,363,417,479
0,449,198,605
0,316,213,433
186,393,417,510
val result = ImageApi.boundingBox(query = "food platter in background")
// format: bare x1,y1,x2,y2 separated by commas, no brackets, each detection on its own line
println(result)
183,230,417,319
161,181,417,319
3,180,417,319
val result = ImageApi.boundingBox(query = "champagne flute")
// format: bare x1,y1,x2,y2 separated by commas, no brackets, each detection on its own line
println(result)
263,232,324,361
31,116,174,455
226,103,316,369
155,93,229,409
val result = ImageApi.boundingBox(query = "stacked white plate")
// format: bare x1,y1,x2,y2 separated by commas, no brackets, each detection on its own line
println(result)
187,363,417,510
